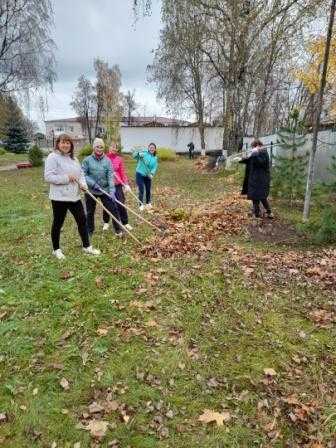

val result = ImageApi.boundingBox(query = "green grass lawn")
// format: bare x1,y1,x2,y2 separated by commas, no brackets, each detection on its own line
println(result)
0,158,335,447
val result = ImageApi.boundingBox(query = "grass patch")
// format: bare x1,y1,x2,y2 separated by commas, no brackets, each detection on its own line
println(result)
0,159,335,446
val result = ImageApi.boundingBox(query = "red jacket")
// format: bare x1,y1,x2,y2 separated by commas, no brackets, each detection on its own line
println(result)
106,152,129,186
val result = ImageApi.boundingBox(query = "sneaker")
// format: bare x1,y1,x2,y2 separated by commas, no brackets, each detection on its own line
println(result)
103,223,109,231
267,213,274,219
139,205,145,212
146,203,153,209
116,232,123,238
124,224,133,231
53,249,65,260
83,246,101,256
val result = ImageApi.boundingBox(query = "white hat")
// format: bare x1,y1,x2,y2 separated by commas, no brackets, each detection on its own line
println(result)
93,138,105,149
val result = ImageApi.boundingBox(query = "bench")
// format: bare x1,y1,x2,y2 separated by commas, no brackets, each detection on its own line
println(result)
16,162,32,169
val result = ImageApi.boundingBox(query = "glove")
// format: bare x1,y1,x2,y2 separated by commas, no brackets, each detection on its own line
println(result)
92,182,101,193
139,152,144,159
251,148,259,155
149,174,153,179
124,185,131,192
109,191,117,201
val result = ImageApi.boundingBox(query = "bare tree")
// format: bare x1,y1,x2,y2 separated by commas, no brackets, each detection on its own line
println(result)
124,89,137,125
148,0,213,154
303,0,336,221
71,75,95,144
94,60,123,144
0,0,56,93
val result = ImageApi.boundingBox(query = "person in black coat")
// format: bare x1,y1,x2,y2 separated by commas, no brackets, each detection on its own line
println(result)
187,142,195,159
239,139,273,218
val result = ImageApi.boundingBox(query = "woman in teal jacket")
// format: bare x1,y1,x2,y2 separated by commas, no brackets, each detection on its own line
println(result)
133,142,158,211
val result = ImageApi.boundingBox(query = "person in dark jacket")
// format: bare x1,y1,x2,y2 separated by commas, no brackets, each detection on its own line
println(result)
239,139,273,218
187,142,195,159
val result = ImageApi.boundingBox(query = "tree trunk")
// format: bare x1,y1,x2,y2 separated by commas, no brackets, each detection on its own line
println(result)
86,112,92,144
303,0,336,221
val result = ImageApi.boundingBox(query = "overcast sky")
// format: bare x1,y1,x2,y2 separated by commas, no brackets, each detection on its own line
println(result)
30,0,165,127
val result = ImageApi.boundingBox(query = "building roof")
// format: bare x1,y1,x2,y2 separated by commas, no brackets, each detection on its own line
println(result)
45,116,191,126
45,117,82,123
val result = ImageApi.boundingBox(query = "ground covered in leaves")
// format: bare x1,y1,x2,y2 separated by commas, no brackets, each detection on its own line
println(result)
0,156,336,447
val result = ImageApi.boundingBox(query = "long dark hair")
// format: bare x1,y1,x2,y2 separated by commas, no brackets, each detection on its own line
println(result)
55,134,74,159
251,139,263,149
148,142,157,156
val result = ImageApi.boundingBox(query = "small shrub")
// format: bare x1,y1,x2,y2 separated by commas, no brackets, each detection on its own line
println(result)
78,143,93,161
157,147,176,161
0,147,6,155
315,207,336,244
28,145,43,167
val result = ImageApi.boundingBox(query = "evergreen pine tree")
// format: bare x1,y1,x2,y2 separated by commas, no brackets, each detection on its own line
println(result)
3,100,29,154
272,109,308,202
28,145,43,167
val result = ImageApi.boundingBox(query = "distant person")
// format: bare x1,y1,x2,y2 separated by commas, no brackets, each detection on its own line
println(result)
187,141,195,159
239,139,273,219
82,138,123,236
132,143,158,211
104,141,133,231
44,134,100,260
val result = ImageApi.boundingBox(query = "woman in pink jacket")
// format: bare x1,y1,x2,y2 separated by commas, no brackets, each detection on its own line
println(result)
104,142,133,231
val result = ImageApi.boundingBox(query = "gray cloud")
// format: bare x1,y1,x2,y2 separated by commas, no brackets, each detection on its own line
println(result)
30,0,166,125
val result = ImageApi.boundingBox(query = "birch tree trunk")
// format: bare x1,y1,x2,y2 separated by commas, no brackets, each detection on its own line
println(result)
303,0,336,221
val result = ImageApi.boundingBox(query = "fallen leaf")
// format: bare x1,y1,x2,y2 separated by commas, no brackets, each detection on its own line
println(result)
198,409,231,426
60,378,70,391
105,400,119,412
145,319,158,327
96,328,109,336
95,276,104,288
81,352,89,366
74,443,81,448
32,388,38,396
60,271,72,280
85,420,109,439
264,368,277,377
88,402,105,414
0,413,7,423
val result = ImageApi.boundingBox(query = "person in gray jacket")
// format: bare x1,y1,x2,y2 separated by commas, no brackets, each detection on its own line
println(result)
82,138,122,236
44,134,100,260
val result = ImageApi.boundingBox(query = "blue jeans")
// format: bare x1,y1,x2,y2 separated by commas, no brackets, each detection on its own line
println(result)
136,172,152,204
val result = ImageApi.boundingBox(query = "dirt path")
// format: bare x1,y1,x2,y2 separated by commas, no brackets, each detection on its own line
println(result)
0,164,18,171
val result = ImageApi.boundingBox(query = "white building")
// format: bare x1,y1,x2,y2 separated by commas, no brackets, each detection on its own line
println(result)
44,116,190,141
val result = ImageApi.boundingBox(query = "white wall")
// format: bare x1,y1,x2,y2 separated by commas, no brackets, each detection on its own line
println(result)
120,126,224,153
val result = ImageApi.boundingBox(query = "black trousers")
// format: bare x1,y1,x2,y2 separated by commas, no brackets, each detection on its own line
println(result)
103,184,128,225
136,172,152,204
51,200,90,250
252,198,271,217
85,193,121,234
189,150,194,159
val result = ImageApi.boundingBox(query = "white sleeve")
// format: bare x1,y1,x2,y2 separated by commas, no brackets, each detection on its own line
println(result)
44,154,69,185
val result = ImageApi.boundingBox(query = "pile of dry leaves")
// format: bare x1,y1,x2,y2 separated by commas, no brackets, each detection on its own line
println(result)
141,196,249,258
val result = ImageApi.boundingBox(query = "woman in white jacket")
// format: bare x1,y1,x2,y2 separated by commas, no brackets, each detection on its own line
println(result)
44,134,100,259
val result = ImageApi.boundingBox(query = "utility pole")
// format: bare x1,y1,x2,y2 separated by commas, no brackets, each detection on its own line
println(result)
303,0,336,221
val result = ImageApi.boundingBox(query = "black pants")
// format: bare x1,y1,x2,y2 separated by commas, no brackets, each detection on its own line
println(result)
51,200,90,250
103,185,128,225
85,193,121,234
136,172,152,204
252,198,271,217
189,150,194,159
